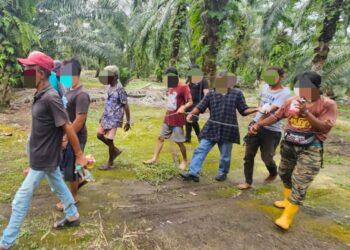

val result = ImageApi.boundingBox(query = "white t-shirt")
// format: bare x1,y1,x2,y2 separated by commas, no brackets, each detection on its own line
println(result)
254,84,291,132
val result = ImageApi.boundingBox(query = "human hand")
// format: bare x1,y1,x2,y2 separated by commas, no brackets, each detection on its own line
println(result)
186,114,193,123
249,123,260,135
124,122,131,132
75,153,88,169
296,98,307,115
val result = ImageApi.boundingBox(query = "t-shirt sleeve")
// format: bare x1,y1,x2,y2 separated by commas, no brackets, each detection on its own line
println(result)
318,100,337,127
237,91,249,116
119,88,128,105
76,92,90,114
47,93,69,127
272,89,291,108
197,92,210,113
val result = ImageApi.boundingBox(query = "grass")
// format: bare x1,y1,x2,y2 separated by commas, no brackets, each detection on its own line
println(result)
1,78,350,248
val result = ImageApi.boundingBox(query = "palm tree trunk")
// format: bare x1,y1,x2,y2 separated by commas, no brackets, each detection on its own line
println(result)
170,0,187,66
311,0,344,73
201,0,229,86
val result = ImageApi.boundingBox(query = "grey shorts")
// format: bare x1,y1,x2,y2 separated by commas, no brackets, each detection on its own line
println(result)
159,123,186,143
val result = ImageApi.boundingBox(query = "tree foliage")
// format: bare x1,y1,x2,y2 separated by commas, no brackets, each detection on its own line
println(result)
1,0,350,105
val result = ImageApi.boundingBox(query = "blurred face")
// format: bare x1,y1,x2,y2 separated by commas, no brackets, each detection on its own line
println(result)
294,79,320,102
60,62,80,88
214,73,237,95
99,70,117,85
165,73,179,88
188,68,204,84
262,70,282,86
22,65,46,88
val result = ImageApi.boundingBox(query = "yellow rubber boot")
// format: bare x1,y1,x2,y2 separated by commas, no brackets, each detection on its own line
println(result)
273,188,292,209
275,200,299,230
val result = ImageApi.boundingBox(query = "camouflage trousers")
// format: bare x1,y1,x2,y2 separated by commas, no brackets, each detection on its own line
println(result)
279,140,324,206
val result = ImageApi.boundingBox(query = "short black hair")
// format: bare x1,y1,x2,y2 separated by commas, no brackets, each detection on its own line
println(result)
294,71,322,88
268,66,285,77
165,66,178,76
63,58,82,76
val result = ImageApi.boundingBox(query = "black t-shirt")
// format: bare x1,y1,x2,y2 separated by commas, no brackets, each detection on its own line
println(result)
189,79,209,106
65,85,90,144
30,86,69,171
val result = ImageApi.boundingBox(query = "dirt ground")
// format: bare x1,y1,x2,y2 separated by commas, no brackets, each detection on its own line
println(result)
1,87,350,250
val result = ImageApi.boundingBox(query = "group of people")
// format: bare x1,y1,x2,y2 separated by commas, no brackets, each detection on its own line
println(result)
0,50,337,249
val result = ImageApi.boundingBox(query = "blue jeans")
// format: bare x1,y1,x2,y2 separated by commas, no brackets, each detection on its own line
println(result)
0,168,78,249
189,139,233,177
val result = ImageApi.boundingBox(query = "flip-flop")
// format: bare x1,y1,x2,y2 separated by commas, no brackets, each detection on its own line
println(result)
99,164,112,171
53,218,80,230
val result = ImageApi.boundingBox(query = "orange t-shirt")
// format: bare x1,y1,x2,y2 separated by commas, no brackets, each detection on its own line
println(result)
275,96,337,141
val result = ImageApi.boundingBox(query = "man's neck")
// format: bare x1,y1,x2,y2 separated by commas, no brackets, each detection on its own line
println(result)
270,83,283,91
36,81,50,92
72,82,80,89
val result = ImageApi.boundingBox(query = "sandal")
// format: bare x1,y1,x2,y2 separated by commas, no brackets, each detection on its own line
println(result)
53,218,80,230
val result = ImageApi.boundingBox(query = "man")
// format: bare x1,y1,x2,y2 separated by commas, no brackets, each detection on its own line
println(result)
56,58,90,211
97,65,131,170
250,72,337,230
180,72,259,182
0,52,87,250
143,67,193,170
238,67,291,189
185,65,209,143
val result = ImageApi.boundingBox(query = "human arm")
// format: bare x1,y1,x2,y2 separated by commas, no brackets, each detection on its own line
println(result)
63,123,87,167
124,103,131,131
297,100,336,133
177,85,193,114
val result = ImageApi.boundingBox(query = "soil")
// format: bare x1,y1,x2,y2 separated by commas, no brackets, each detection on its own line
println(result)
0,176,348,250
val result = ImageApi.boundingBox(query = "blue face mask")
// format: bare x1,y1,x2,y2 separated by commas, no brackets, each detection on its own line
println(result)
60,75,73,88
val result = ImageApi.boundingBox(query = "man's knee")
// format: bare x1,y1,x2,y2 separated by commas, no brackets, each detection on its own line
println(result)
158,137,165,143
261,154,275,166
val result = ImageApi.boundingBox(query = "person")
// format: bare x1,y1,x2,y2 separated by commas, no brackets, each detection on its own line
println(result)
0,52,87,250
56,58,90,211
238,67,291,189
97,65,131,170
249,71,337,230
143,67,193,170
185,65,209,143
180,72,259,182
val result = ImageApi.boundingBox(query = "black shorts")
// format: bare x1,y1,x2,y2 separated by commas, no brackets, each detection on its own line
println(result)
60,143,85,182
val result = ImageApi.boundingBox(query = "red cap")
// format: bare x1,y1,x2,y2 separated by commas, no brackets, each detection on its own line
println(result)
17,51,54,72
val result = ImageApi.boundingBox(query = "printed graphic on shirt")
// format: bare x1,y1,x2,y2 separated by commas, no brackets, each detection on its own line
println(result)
167,91,178,111
289,116,312,129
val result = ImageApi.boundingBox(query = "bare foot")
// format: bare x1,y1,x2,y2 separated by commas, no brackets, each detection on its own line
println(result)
179,160,187,171
264,174,277,184
143,159,159,165
237,182,252,190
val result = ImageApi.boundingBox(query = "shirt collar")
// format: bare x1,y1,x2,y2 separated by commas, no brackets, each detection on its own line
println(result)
33,85,53,104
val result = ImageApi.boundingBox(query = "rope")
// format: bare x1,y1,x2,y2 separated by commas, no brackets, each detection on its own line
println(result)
164,112,240,127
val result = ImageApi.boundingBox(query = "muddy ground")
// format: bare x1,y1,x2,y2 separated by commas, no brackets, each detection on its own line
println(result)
1,85,350,250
